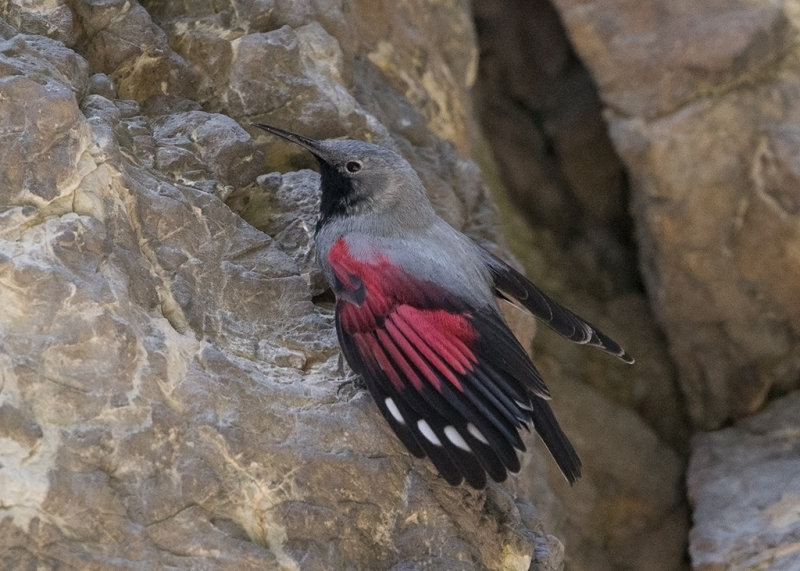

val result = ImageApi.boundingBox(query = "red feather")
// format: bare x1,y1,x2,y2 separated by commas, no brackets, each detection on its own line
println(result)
326,237,581,488
329,238,476,393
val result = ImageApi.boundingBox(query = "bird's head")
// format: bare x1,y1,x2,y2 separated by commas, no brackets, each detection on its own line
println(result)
255,124,435,230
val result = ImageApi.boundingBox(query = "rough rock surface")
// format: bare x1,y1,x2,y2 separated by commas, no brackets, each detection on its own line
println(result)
7,0,794,569
482,190,688,571
474,2,689,569
0,1,562,569
482,1,800,569
551,0,800,429
473,0,634,275
477,0,800,568
688,392,800,570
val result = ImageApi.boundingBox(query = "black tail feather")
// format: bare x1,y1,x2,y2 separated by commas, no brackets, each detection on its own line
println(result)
482,249,634,364
529,398,582,484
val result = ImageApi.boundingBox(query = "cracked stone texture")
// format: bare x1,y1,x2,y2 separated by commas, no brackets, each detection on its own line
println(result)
474,2,688,569
550,0,800,429
688,391,800,570
483,194,688,571
486,1,800,568
11,0,790,569
0,1,567,570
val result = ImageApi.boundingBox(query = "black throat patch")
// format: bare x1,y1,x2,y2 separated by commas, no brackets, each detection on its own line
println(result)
315,160,367,232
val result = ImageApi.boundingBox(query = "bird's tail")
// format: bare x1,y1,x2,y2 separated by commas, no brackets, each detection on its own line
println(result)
530,398,582,484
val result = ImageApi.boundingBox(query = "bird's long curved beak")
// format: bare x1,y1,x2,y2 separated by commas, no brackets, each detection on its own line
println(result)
253,123,324,156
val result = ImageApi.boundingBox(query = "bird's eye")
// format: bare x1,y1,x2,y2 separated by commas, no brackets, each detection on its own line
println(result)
345,161,362,173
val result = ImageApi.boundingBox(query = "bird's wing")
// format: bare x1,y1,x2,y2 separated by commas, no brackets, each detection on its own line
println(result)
328,238,581,488
481,249,634,364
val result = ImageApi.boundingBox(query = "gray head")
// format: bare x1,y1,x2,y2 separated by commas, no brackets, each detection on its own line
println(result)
255,124,436,231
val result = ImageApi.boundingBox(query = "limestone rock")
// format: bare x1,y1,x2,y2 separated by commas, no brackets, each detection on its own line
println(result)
0,33,91,206
0,2,562,569
473,0,688,447
486,200,688,571
72,0,197,101
551,0,800,428
531,377,686,571
688,392,800,570
473,3,689,569
0,0,76,46
473,0,631,258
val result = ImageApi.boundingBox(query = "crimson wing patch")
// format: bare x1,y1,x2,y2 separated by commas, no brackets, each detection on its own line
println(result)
328,239,581,489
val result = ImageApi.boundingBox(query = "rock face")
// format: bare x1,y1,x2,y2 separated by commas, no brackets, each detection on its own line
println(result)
473,0,634,277
0,1,561,569
688,392,800,570
475,1,800,569
551,0,800,430
474,2,688,570
5,0,794,569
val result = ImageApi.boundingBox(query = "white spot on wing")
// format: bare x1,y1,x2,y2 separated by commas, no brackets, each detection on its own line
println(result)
385,397,405,425
444,426,471,452
514,399,534,411
467,423,490,445
580,322,593,343
417,419,442,446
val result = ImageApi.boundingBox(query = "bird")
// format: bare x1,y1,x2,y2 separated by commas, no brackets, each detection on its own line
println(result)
255,123,634,489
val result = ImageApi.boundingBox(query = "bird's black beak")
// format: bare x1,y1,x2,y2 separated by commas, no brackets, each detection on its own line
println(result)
254,123,325,158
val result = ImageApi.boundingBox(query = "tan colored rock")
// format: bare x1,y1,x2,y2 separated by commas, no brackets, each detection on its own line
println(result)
688,392,800,570
0,2,564,569
473,0,687,447
0,0,76,46
487,202,688,571
552,0,800,428
473,0,630,246
72,0,197,101
473,2,689,568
